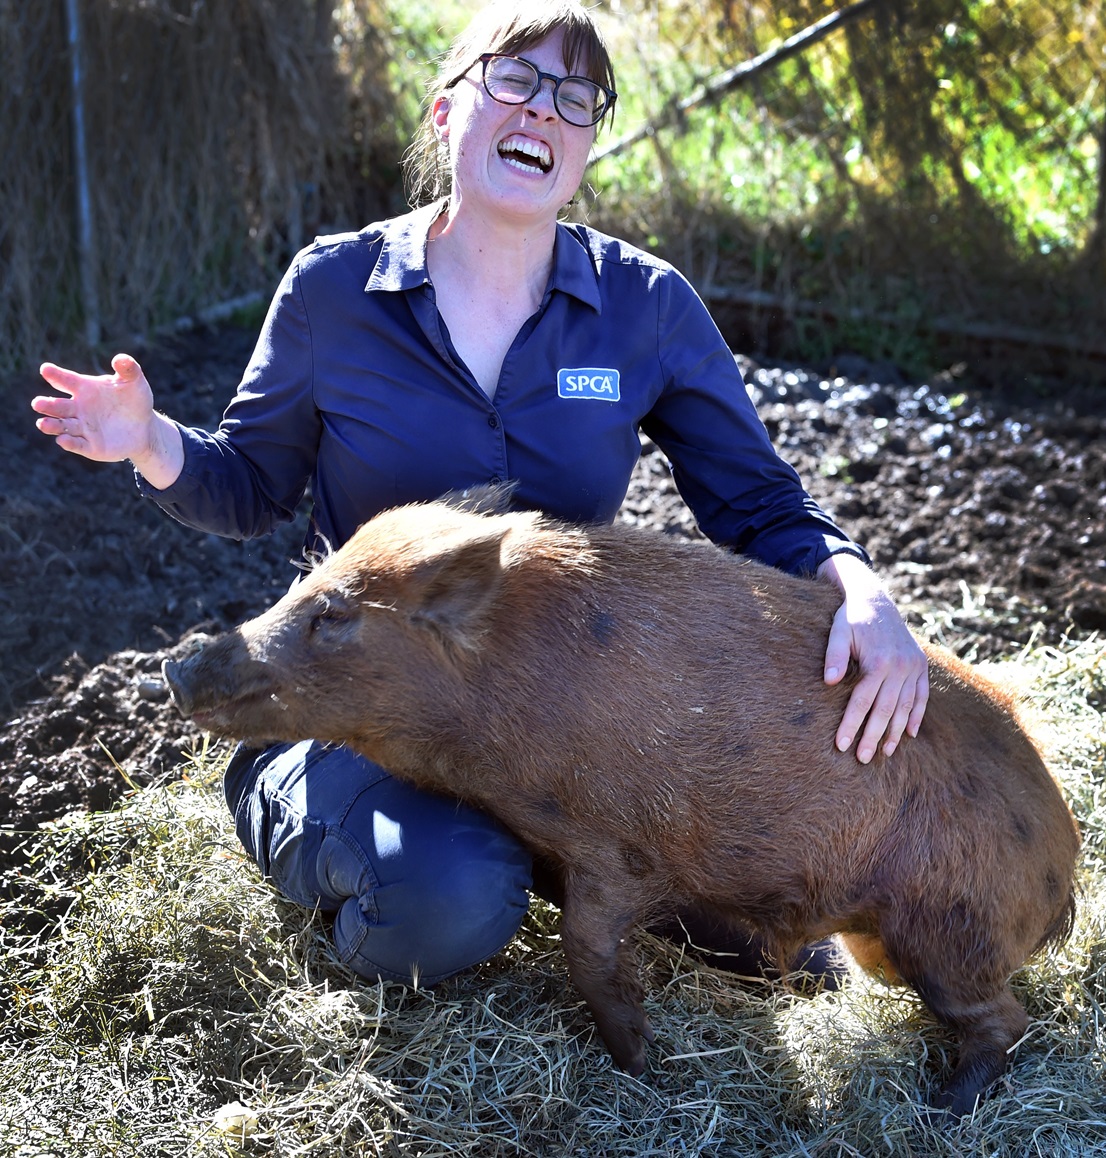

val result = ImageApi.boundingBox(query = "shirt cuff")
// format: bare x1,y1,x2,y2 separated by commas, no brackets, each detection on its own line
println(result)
132,421,205,502
815,539,872,571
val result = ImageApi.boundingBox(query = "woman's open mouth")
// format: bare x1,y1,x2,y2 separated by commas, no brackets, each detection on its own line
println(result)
498,135,553,174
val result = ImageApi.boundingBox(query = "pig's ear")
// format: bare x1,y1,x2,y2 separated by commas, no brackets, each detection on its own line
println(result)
406,528,509,648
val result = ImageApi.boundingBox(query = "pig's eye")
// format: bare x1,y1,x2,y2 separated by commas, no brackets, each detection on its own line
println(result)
309,603,353,636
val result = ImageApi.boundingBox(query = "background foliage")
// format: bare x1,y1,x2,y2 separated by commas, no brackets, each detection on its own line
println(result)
1,0,1103,386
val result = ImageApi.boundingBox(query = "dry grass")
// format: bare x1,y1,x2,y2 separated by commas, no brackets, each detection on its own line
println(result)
2,639,1105,1156
0,0,405,374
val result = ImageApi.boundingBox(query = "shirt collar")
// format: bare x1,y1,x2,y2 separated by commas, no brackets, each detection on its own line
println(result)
363,202,440,293
549,222,603,312
363,204,603,312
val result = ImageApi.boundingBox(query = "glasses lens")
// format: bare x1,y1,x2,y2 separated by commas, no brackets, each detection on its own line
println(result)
483,56,538,104
556,77,605,126
482,55,610,127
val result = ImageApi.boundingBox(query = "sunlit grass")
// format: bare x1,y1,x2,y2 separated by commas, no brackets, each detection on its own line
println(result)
589,1,1096,256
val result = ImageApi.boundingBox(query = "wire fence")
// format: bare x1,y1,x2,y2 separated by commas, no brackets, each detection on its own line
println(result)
2,0,1103,384
587,0,1105,383
0,0,411,374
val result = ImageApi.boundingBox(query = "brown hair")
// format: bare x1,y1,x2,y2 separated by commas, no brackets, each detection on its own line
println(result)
402,0,616,208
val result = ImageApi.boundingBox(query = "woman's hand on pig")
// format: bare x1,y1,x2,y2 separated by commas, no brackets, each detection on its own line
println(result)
817,551,930,764
34,354,184,489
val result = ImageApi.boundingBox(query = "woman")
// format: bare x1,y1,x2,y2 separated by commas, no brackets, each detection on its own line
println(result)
33,0,928,986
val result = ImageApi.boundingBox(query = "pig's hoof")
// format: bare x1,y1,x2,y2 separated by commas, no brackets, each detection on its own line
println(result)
929,1083,980,1120
609,1034,647,1076
929,1047,1007,1119
605,1015,653,1076
623,1053,647,1078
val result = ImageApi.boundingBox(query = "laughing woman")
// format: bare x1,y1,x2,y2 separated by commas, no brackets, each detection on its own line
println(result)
33,0,927,987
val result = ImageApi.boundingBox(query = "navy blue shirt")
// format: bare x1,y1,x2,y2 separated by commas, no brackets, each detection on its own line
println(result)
141,203,865,577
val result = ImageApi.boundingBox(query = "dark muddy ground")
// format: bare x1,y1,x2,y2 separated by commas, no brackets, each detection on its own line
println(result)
1,322,1103,862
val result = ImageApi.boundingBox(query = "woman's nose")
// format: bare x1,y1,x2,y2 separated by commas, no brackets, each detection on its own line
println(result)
524,78,558,119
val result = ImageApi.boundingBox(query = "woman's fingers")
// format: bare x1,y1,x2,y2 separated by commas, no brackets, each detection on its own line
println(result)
827,597,930,764
33,355,156,463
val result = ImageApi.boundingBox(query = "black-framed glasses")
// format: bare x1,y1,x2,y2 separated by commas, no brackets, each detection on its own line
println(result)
476,53,616,128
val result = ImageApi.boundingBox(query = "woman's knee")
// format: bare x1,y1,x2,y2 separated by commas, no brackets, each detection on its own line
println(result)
224,742,533,984
224,740,383,907
333,813,532,984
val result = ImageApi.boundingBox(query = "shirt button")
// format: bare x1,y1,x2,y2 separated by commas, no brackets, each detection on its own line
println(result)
489,475,502,486
487,414,499,429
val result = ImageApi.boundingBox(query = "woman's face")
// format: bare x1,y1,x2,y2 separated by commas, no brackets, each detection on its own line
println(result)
433,28,597,229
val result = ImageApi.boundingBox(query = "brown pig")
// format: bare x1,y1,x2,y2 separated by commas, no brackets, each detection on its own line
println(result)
163,498,1080,1115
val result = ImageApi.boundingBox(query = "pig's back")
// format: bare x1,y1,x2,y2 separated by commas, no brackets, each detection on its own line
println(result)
482,519,1075,927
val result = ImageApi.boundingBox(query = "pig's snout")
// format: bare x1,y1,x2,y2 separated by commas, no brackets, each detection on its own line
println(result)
161,656,198,718
160,635,276,734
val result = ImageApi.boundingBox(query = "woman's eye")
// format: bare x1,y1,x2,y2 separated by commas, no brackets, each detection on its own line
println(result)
559,80,598,114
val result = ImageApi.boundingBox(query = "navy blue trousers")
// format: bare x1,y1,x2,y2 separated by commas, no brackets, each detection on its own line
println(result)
224,741,843,985
224,741,532,984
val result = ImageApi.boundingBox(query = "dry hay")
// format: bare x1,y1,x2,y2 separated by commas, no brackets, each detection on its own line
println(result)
1,639,1105,1157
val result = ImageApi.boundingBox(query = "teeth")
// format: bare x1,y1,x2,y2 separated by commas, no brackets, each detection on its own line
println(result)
498,136,552,172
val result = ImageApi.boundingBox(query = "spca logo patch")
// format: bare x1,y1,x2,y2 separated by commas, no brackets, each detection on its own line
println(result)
557,367,620,402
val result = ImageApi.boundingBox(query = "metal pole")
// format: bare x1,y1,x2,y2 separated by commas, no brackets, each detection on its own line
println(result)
1092,85,1106,261
591,0,884,167
65,0,101,347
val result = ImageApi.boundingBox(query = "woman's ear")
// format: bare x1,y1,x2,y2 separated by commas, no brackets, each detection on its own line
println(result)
432,96,451,141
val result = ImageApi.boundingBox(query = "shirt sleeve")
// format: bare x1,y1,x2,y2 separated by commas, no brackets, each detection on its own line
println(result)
135,253,321,540
641,268,868,577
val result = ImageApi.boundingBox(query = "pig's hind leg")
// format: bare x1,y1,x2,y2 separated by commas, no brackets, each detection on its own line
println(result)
916,977,1028,1116
878,911,1029,1115
559,874,655,1076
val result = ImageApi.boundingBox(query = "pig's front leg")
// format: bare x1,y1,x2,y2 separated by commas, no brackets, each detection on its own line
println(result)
559,875,655,1075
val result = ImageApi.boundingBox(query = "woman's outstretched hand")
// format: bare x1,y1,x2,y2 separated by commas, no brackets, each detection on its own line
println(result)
34,354,184,489
818,552,930,764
